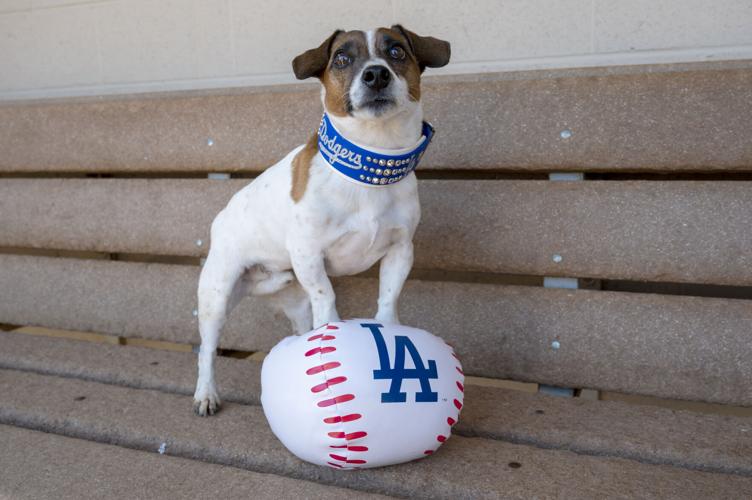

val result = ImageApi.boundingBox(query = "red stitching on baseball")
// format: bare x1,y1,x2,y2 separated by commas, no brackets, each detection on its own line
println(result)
329,455,367,464
326,431,367,441
454,398,463,410
323,413,361,424
456,367,464,375
317,394,355,407
424,450,434,455
305,361,340,375
326,430,368,441
310,376,347,393
447,417,456,426
452,352,459,360
311,325,371,468
307,333,336,342
305,346,336,357
437,435,447,443
330,444,347,448
456,381,464,392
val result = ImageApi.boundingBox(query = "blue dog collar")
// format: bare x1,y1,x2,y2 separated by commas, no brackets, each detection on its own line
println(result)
317,113,434,186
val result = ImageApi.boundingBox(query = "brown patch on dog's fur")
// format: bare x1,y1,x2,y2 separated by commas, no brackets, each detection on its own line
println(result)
291,134,319,203
321,31,367,116
292,30,342,80
321,70,350,117
376,27,422,102
391,25,451,73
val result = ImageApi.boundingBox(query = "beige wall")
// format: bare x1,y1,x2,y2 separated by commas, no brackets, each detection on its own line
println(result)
1,0,751,100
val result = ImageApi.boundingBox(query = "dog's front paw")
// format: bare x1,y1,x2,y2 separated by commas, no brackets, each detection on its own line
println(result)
193,386,221,417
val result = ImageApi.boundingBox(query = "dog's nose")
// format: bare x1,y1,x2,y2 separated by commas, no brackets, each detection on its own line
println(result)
362,65,391,90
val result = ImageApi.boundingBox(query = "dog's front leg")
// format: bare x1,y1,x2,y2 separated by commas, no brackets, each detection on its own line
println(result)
289,247,340,328
193,249,246,416
375,238,414,324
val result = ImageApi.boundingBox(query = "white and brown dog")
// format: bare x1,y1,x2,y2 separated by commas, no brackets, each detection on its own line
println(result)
194,26,450,416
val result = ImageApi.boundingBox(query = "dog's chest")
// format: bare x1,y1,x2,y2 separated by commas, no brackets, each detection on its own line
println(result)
324,214,397,276
318,184,417,276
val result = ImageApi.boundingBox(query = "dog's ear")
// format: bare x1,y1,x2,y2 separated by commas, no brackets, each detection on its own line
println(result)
391,25,451,72
292,30,343,80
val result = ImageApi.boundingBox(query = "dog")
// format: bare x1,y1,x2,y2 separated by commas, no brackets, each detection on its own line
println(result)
193,25,450,416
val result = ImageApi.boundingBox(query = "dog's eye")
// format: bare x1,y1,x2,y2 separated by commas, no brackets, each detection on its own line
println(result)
389,45,406,60
333,51,351,68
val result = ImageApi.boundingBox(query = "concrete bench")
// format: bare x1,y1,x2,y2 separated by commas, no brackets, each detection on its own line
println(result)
1,60,751,498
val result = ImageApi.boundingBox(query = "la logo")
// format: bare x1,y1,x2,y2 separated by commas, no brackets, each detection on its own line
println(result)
361,323,438,403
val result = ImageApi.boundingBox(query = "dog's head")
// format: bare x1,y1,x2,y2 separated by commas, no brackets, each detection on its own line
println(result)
292,26,450,120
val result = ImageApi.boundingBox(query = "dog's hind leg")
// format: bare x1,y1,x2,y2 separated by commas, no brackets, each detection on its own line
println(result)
193,249,246,416
269,280,313,335
226,265,293,312
248,268,295,296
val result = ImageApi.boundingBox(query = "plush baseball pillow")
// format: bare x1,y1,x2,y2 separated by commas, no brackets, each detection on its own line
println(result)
261,319,464,469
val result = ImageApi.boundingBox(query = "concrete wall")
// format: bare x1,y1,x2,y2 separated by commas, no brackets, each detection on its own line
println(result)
0,0,751,100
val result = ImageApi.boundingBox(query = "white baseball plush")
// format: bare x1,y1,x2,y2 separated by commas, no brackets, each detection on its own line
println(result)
261,320,464,469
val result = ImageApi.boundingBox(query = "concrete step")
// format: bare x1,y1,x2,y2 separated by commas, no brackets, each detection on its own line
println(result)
2,352,752,497
2,331,751,476
0,424,391,499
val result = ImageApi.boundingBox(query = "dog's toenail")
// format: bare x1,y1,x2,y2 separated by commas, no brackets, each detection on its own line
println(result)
150,361,159,366
74,396,86,401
